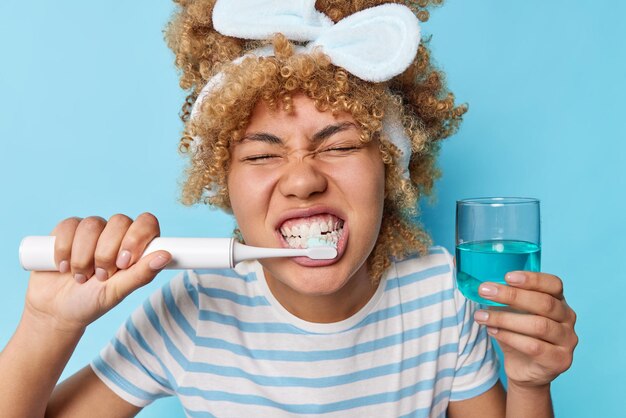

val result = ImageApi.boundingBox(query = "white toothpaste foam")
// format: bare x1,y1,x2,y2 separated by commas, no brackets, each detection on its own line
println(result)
307,236,337,249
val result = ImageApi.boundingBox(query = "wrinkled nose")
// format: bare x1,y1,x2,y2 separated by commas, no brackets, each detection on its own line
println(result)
278,159,328,200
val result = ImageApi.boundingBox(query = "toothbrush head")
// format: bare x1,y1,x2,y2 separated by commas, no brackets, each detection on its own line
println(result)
303,237,337,260
305,246,337,260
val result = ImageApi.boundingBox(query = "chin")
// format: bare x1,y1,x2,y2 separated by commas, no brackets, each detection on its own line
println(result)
264,258,355,295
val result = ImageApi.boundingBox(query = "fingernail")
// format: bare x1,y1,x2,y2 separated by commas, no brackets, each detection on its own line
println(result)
74,273,87,284
479,284,498,297
474,310,489,322
149,255,170,270
487,326,499,335
116,250,131,269
95,268,108,281
506,272,526,284
59,260,69,274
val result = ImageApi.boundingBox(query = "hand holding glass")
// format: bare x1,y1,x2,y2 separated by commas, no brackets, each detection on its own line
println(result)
455,197,541,306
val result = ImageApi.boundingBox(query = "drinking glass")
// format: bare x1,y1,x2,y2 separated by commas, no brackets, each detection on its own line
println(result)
455,197,541,306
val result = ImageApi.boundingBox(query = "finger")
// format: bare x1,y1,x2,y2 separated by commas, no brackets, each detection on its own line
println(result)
116,212,161,270
108,251,171,303
93,214,133,281
478,283,568,322
505,271,564,300
486,327,574,374
70,216,107,283
474,310,567,345
51,217,82,274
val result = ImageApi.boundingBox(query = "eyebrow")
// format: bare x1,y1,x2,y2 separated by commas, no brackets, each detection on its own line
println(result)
240,121,357,145
240,132,282,144
312,121,356,142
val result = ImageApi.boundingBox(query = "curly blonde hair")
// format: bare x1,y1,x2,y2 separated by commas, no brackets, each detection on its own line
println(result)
164,0,466,284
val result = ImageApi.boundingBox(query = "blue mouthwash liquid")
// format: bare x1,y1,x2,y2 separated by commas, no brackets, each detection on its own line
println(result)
456,240,540,306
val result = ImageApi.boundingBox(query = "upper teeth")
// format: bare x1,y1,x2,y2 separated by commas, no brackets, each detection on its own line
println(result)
280,216,344,249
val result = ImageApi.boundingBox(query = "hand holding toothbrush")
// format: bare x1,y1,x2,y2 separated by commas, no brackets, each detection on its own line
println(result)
21,212,337,332
24,213,173,333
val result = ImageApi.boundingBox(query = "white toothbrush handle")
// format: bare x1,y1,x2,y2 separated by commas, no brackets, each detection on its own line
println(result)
142,238,234,269
19,236,235,271
19,236,57,271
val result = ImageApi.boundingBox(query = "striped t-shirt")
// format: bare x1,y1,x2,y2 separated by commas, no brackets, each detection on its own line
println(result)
92,246,499,417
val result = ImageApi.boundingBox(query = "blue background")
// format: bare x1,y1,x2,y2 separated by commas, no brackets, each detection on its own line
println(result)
1,1,624,416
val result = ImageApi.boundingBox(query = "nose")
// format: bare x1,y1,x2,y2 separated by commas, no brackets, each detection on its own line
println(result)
278,157,328,200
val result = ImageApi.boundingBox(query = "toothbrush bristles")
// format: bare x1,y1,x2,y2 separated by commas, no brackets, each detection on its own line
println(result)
306,246,337,260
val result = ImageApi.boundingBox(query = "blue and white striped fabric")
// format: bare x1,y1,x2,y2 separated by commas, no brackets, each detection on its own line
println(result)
92,247,499,417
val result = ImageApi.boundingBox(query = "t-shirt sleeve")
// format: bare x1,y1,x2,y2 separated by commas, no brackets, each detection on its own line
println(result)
446,252,500,401
91,271,198,407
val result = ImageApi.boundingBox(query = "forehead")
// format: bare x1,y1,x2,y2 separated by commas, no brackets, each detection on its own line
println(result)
244,94,357,138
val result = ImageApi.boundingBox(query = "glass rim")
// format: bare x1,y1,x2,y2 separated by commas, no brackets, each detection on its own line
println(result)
457,197,540,206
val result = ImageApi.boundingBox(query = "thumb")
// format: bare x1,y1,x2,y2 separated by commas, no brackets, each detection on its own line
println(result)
107,251,172,303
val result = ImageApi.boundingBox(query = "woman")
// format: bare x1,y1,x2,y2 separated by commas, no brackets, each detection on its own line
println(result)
0,0,577,416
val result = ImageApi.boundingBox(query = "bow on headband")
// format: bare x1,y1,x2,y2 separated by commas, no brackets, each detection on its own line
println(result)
192,0,421,179
213,0,421,82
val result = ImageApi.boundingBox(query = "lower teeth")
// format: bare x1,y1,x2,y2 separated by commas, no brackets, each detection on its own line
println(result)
285,228,343,249
306,236,337,249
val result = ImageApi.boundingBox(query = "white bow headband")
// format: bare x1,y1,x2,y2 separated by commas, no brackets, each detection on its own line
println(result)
191,0,421,178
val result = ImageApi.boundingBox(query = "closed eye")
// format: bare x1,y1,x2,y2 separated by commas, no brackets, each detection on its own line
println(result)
320,145,361,155
241,154,280,163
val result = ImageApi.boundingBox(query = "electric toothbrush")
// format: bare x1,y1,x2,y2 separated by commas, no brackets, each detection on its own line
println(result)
19,236,337,271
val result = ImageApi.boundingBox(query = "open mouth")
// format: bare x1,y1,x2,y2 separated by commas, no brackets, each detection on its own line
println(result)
279,214,345,249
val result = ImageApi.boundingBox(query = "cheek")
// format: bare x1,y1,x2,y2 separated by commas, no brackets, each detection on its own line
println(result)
367,163,386,219
339,156,385,209
227,168,277,227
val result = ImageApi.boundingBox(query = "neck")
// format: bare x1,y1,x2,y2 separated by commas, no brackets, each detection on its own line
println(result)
263,265,379,324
